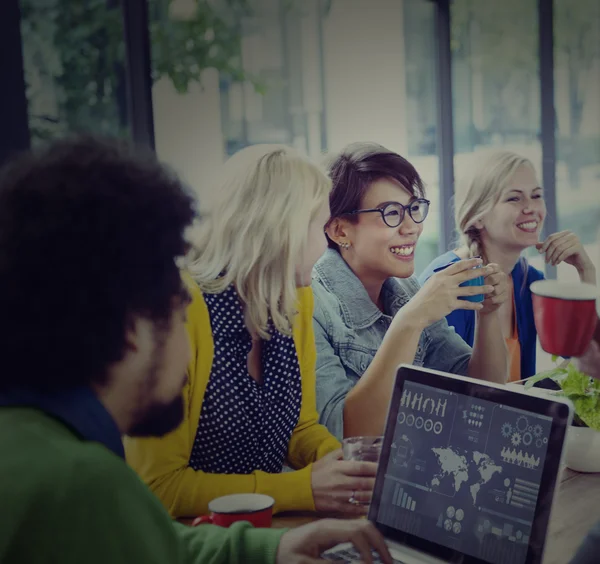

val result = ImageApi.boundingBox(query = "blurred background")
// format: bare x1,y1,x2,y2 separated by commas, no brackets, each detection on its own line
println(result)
4,0,600,338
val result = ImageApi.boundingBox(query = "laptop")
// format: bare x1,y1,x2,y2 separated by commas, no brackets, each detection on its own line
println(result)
323,364,573,564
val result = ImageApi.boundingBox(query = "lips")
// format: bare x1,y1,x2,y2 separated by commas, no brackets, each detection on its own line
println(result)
516,220,539,233
390,244,415,259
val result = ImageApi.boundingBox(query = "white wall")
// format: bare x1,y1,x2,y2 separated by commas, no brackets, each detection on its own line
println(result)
321,0,408,155
153,69,224,210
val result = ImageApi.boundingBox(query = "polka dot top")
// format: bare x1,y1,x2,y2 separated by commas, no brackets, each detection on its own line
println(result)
189,284,302,474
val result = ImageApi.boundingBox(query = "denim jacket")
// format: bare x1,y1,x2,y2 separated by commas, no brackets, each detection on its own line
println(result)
311,248,472,439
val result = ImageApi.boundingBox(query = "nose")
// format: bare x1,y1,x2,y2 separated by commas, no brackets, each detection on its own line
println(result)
522,197,538,214
398,213,419,234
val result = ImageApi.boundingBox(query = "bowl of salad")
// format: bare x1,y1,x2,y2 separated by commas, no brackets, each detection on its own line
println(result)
525,357,600,473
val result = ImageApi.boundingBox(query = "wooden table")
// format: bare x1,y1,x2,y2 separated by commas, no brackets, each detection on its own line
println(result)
270,468,600,563
543,468,600,564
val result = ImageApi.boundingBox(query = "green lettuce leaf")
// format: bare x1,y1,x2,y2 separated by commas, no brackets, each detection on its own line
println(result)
530,361,600,431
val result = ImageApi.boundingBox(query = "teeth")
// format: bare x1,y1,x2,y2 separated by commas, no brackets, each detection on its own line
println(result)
518,222,538,229
391,246,414,256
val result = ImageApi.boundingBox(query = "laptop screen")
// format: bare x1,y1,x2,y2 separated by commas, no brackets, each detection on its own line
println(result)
371,368,571,564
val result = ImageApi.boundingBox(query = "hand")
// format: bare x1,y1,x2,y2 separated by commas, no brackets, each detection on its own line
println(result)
276,518,393,564
576,339,600,380
536,231,596,281
401,258,493,328
479,263,509,315
311,449,377,516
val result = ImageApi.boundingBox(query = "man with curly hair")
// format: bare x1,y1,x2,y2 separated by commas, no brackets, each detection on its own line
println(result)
0,137,391,564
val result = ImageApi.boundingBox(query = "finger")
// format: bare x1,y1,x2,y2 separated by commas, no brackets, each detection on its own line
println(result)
336,476,377,493
545,238,575,264
553,243,580,266
443,257,483,275
483,273,505,287
454,300,484,312
324,449,343,461
338,460,379,477
458,284,494,296
349,488,373,504
454,265,490,284
334,500,370,517
484,262,501,274
361,523,394,564
487,289,509,305
539,230,571,253
347,530,374,564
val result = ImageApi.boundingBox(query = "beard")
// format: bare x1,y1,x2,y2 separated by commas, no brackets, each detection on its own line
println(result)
127,392,185,437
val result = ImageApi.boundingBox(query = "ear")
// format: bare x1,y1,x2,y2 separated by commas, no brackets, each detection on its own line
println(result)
325,217,352,246
124,315,153,354
472,218,484,230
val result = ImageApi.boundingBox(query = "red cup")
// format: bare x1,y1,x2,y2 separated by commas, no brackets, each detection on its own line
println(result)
531,280,599,357
191,494,274,528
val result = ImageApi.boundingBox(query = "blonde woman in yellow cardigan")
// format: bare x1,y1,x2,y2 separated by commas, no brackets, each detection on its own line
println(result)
125,145,377,519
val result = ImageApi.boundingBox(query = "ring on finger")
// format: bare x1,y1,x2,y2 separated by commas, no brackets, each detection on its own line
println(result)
348,490,358,505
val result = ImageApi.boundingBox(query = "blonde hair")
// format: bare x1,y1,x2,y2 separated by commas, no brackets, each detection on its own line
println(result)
187,144,331,339
455,150,535,263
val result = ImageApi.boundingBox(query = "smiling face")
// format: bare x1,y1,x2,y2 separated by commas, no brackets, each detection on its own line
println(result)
330,177,424,284
478,164,546,252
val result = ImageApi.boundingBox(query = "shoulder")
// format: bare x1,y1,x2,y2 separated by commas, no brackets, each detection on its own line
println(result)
417,251,460,285
527,263,545,283
390,275,421,298
311,274,342,323
513,259,544,285
182,270,208,313
295,286,315,328
8,426,144,509
181,270,212,343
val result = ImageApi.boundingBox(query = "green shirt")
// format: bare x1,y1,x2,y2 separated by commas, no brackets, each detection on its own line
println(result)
0,407,285,563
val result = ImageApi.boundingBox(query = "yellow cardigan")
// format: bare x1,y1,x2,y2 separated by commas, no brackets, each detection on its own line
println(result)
124,274,341,518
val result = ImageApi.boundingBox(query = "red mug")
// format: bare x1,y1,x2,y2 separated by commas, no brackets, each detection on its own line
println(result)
191,494,275,528
531,280,599,357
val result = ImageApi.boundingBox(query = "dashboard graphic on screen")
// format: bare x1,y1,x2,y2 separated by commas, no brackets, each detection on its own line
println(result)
376,381,552,564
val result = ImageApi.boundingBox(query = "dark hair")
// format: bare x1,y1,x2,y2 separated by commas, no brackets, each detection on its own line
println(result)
0,135,196,393
324,142,425,248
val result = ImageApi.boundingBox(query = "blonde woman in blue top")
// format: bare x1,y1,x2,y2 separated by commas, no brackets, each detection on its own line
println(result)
420,150,596,382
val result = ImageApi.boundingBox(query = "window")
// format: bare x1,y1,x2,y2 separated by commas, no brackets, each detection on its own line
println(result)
151,0,442,255
450,0,541,258
20,0,130,144
554,0,600,281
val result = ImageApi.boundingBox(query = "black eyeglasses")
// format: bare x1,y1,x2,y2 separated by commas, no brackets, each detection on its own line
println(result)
347,198,431,228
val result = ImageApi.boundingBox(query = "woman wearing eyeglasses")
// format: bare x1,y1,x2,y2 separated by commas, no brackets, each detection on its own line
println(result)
312,142,509,440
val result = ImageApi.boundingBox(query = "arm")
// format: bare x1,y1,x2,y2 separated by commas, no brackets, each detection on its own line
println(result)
125,424,319,517
286,287,341,468
52,455,285,564
570,520,600,564
537,230,597,285
125,279,322,517
174,521,285,564
311,288,424,439
468,263,509,383
342,310,424,438
469,311,509,383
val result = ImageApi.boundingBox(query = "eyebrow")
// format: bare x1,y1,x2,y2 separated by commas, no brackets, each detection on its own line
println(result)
506,187,543,194
373,198,418,208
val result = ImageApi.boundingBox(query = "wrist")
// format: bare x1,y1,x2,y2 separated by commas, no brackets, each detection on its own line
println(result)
576,260,596,283
393,303,428,333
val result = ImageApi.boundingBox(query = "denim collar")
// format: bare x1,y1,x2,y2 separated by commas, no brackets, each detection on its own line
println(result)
313,248,414,330
0,386,124,458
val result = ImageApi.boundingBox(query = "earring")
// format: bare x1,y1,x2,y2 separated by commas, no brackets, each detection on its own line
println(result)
339,241,350,250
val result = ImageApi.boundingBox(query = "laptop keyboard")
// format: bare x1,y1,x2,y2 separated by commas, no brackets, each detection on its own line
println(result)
322,546,406,563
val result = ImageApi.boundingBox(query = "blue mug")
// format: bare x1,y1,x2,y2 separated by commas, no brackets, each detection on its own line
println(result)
433,260,485,303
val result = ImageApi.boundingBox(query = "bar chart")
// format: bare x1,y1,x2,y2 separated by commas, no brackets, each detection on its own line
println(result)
392,482,417,512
